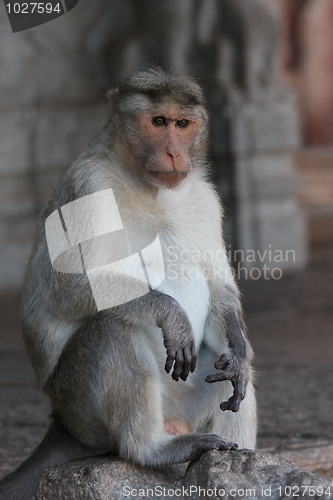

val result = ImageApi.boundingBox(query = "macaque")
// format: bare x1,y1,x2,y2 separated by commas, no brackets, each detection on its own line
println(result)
0,68,256,500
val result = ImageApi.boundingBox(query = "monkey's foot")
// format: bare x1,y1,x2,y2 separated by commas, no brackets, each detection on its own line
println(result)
188,434,238,462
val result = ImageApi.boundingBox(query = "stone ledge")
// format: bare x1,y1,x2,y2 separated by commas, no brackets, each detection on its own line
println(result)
36,450,333,500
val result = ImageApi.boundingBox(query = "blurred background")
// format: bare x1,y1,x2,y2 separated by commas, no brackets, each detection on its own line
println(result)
0,0,332,481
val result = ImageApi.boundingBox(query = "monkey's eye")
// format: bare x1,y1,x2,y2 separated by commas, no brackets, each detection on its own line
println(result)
176,119,189,128
152,116,167,126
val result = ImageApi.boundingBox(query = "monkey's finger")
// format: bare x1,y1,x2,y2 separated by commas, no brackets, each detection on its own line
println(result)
214,354,230,371
233,378,246,405
220,395,238,412
218,440,239,451
180,346,192,381
190,345,197,373
165,350,176,373
220,378,244,412
172,350,185,381
220,391,241,412
205,371,232,383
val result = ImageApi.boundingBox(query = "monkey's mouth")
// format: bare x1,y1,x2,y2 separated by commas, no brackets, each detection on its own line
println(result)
148,171,188,188
148,171,188,177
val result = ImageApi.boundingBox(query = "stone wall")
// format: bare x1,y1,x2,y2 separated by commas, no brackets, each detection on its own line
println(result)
0,2,108,288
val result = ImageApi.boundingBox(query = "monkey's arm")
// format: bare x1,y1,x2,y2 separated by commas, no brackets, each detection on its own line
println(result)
112,289,197,381
46,268,197,382
202,254,253,412
205,310,253,412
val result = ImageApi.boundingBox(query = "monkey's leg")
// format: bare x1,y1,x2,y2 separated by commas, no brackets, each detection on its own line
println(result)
183,347,257,450
45,315,238,467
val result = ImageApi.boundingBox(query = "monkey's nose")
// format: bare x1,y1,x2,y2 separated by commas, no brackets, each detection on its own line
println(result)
167,151,180,160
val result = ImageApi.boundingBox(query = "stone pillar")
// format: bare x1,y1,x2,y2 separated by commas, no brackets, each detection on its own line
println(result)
232,93,307,275
194,0,308,275
229,1,308,274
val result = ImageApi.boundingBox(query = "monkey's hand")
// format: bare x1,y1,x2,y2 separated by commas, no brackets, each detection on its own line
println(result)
156,296,197,382
205,311,252,412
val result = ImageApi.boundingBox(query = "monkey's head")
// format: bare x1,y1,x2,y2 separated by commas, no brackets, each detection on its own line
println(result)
108,68,209,189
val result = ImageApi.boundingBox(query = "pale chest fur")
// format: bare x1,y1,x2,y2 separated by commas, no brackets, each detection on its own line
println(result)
153,183,222,347
117,176,224,347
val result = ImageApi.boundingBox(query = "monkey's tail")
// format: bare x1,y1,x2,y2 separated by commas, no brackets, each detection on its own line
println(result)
0,419,89,500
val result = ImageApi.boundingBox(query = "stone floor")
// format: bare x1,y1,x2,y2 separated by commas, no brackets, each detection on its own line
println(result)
242,244,333,477
0,244,332,480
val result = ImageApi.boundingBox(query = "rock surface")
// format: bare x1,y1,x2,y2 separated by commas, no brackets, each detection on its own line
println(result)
37,450,333,500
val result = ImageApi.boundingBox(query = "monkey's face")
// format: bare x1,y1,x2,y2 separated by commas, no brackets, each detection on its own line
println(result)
136,104,202,189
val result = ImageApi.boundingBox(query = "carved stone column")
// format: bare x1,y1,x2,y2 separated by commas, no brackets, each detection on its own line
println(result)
190,0,308,275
